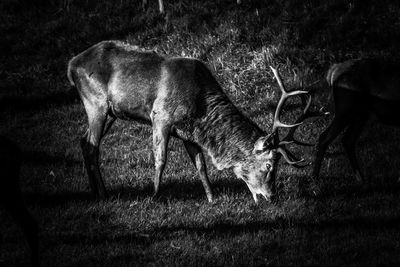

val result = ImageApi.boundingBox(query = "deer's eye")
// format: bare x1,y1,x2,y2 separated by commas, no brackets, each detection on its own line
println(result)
265,163,272,171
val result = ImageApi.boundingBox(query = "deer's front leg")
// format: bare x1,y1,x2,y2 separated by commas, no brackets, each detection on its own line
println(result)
151,119,171,197
183,141,213,202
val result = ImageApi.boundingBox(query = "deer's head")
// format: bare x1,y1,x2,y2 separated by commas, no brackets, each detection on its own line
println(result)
235,66,321,203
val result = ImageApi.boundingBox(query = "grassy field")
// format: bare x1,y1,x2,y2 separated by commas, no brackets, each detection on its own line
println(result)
1,0,400,266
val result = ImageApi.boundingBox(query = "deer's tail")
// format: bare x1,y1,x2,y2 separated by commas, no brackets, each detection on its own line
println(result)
66,57,81,102
67,59,76,87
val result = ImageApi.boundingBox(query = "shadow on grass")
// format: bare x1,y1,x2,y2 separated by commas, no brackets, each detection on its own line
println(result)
154,216,400,238
64,255,141,267
22,150,80,166
25,170,400,207
25,191,93,207
0,89,79,113
49,213,400,249
314,180,400,201
107,178,248,203
49,213,400,267
24,178,248,207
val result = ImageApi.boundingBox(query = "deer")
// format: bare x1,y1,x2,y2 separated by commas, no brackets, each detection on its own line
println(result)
313,58,400,182
67,40,318,203
0,136,39,267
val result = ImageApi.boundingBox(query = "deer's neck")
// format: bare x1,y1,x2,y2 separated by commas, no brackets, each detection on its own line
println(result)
194,92,264,170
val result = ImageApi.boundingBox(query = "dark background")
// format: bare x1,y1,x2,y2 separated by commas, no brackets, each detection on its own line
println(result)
1,0,400,266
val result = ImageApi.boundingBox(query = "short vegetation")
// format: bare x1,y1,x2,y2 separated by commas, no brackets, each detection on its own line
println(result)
1,0,400,266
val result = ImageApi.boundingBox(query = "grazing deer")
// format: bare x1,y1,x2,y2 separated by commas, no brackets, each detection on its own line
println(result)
68,40,316,203
0,136,39,267
313,58,400,182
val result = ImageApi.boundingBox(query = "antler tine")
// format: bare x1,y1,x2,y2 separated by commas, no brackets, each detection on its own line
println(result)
293,68,304,89
269,66,308,133
280,95,313,146
279,95,325,147
276,147,310,168
308,79,321,88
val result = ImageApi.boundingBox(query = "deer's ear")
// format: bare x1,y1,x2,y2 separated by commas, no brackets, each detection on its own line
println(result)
253,136,273,154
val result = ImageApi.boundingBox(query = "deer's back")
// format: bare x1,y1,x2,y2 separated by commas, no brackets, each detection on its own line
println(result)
327,58,400,101
69,40,224,126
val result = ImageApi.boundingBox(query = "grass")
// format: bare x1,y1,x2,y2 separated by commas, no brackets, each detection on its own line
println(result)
1,0,400,266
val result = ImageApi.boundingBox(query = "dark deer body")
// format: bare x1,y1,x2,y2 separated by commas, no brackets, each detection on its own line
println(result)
313,58,400,181
0,136,39,266
68,40,311,203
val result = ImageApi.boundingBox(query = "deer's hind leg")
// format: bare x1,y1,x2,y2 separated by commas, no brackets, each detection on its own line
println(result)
313,116,349,180
342,114,367,182
80,97,110,199
313,89,361,180
183,141,213,202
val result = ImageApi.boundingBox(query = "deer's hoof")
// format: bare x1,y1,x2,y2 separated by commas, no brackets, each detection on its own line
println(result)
206,192,214,203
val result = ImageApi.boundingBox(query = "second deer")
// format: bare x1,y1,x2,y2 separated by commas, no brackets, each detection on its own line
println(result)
313,58,400,182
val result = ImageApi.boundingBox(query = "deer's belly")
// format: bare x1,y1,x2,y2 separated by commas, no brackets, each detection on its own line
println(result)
109,99,152,123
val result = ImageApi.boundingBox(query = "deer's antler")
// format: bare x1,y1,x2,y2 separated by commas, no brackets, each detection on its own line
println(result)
269,66,323,167
269,66,308,133
279,95,327,147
